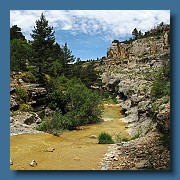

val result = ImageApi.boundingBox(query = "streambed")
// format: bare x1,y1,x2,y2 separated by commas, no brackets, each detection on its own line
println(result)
10,103,129,170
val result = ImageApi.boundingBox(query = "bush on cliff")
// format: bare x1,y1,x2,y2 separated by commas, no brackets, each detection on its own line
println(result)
20,71,37,83
151,60,170,101
16,87,29,103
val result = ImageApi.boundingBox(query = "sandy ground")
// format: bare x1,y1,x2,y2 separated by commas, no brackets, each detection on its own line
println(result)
10,103,129,170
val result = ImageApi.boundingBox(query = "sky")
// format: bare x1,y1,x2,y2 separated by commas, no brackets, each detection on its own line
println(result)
10,10,170,60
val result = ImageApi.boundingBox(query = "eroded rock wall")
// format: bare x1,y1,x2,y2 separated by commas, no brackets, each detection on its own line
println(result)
100,24,170,138
107,24,170,66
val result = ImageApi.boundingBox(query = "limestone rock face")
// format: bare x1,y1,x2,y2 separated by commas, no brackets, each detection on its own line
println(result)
10,112,42,136
156,103,170,134
10,75,48,111
10,97,19,110
107,24,170,66
10,74,52,136
100,23,170,140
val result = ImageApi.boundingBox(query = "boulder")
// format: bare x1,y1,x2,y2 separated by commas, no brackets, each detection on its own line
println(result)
11,112,41,125
135,160,152,169
138,100,151,113
10,97,19,110
156,103,170,133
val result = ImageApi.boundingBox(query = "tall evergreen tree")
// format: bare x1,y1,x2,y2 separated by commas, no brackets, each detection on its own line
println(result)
30,13,55,75
10,25,25,41
61,43,75,75
49,42,63,77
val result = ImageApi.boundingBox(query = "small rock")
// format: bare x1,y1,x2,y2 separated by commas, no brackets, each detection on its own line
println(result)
46,147,55,152
74,157,80,161
35,117,42,124
18,78,24,83
10,117,14,123
30,160,37,167
10,159,13,165
89,135,97,138
113,157,119,161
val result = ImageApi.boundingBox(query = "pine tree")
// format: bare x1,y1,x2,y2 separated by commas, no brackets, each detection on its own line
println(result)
61,43,75,75
30,13,55,75
132,28,139,39
138,30,143,38
10,25,25,41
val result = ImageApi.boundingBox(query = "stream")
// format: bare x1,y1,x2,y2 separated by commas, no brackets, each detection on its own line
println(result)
10,102,129,170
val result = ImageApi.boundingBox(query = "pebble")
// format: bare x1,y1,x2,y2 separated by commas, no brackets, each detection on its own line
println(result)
45,147,55,152
89,135,97,138
10,159,13,165
74,157,80,161
30,160,37,167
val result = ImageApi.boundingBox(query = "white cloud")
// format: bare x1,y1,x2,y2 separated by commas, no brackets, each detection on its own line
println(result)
10,10,170,41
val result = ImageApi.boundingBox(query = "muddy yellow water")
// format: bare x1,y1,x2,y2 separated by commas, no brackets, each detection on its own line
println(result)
10,103,129,170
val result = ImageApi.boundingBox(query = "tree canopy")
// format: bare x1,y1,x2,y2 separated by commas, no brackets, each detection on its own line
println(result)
10,25,26,41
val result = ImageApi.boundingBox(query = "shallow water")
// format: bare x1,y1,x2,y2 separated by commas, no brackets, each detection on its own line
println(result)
10,103,129,170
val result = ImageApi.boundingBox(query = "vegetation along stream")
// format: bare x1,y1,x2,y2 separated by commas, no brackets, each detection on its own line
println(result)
10,102,129,170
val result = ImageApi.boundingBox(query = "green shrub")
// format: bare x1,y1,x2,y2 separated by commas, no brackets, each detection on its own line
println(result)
37,112,63,132
131,133,140,140
111,94,119,104
114,133,129,143
151,80,170,101
39,76,103,133
16,87,29,103
121,138,129,142
101,91,118,104
19,103,33,111
152,95,170,114
20,71,37,83
98,132,114,144
36,121,47,131
151,60,170,101
114,133,122,143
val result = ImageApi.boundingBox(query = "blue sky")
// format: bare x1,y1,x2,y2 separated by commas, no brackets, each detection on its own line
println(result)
10,10,170,60
55,30,110,60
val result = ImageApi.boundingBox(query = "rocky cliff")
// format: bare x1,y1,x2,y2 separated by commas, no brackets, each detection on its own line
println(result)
107,24,170,65
99,24,170,170
10,72,50,135
100,24,170,137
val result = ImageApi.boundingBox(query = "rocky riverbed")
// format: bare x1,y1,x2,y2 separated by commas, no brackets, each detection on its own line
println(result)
100,130,170,170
